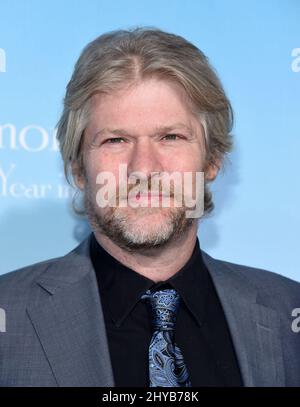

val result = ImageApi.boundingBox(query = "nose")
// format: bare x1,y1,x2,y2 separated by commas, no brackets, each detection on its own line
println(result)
127,138,163,179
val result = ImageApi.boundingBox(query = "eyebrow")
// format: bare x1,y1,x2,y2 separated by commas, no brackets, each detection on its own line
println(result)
92,123,193,141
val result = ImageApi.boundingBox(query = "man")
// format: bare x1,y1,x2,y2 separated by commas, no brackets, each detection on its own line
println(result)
0,27,299,387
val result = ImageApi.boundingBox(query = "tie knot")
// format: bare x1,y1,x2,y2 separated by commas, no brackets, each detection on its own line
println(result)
141,288,181,331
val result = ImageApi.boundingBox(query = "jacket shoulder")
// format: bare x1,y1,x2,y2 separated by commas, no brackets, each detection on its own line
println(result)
207,253,300,298
0,235,92,303
0,254,65,302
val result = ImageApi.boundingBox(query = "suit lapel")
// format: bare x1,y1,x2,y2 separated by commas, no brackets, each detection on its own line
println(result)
27,235,115,386
201,250,285,386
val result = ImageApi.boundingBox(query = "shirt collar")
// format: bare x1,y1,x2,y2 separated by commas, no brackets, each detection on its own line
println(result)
90,232,209,328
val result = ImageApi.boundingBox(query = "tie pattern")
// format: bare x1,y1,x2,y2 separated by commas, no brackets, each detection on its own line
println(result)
141,287,192,387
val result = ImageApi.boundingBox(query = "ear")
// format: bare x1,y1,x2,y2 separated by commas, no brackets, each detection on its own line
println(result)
71,161,85,191
204,158,221,182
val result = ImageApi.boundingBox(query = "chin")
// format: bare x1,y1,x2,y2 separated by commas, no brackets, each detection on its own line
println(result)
121,206,176,221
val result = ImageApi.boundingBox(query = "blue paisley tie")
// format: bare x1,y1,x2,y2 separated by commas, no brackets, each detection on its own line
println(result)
141,287,192,387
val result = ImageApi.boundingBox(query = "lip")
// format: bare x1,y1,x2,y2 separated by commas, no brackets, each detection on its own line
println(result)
137,193,163,197
128,192,172,200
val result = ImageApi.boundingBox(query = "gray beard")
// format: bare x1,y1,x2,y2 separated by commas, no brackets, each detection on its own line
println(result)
85,194,194,253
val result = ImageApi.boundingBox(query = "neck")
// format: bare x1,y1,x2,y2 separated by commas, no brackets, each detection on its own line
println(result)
93,224,198,283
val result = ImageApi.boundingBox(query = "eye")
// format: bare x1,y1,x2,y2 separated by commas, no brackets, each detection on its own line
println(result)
104,137,125,144
162,134,182,141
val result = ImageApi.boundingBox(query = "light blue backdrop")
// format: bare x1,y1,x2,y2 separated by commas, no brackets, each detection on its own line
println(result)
0,0,299,280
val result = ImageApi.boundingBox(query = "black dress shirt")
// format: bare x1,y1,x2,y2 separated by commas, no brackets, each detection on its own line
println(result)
90,233,243,387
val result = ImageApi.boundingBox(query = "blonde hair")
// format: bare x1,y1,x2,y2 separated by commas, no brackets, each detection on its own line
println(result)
56,26,233,215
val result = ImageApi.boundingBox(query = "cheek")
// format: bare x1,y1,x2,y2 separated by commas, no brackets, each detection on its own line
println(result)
163,151,203,173
84,151,117,181
84,153,125,200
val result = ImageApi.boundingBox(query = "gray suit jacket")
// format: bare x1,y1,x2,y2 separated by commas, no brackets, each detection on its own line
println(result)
1,233,300,386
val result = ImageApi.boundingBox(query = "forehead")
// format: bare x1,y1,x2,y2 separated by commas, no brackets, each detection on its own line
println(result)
88,78,197,124
83,78,205,154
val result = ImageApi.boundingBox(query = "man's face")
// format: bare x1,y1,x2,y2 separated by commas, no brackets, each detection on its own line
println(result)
76,78,213,251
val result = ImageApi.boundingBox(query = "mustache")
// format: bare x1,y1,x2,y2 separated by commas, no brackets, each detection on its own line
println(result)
116,178,175,200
